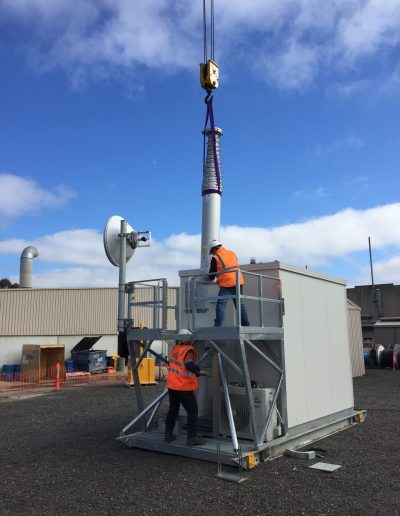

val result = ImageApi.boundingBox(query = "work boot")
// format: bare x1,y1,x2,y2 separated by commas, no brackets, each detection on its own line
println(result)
164,432,176,443
186,436,206,446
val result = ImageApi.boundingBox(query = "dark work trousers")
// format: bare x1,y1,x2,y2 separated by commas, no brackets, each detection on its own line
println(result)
165,389,198,438
215,285,250,327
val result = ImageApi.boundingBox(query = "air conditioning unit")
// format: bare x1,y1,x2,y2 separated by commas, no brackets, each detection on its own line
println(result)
219,386,278,442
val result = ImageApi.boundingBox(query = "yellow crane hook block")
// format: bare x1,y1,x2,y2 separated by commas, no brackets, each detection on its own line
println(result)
200,59,219,91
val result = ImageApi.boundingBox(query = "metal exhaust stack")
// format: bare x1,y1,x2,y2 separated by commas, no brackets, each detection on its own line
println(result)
19,246,39,288
200,126,223,272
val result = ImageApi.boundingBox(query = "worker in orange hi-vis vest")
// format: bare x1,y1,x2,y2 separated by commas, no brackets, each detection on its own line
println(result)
165,329,211,446
208,239,250,327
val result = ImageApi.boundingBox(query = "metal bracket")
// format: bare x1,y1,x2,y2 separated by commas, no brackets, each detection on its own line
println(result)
216,443,248,483
126,230,151,250
285,448,316,460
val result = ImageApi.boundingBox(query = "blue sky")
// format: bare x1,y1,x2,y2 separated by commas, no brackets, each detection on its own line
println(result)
1,0,400,287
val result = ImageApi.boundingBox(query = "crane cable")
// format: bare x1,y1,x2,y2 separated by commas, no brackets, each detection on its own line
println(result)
203,0,215,63
211,0,215,62
203,0,207,64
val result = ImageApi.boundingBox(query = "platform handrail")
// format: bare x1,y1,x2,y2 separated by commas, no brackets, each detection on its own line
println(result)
186,268,283,331
125,278,179,331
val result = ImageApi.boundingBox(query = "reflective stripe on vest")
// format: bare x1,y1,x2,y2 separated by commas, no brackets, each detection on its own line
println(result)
167,365,195,377
214,247,244,287
167,344,198,391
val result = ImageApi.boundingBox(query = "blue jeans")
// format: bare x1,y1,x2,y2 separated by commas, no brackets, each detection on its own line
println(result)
215,285,250,327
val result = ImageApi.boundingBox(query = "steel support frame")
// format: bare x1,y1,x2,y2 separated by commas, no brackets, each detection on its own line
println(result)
124,337,167,435
212,336,286,450
121,267,286,452
121,332,287,459
118,408,363,470
242,338,285,443
121,337,215,438
118,327,364,470
198,334,286,451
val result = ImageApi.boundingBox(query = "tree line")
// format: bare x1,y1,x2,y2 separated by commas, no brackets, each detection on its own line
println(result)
0,278,20,289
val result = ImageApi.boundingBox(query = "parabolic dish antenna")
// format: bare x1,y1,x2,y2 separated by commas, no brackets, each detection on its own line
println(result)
103,215,135,267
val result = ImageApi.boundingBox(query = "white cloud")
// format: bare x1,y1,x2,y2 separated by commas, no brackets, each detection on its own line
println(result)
354,254,400,286
0,230,104,266
313,136,364,156
292,187,328,201
256,39,319,91
5,0,197,87
373,256,400,284
33,266,119,288
3,0,400,92
336,0,400,62
380,63,400,95
2,202,400,287
332,78,371,98
0,173,76,219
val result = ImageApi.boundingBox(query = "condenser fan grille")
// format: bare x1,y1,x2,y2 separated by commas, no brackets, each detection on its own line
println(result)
221,393,251,432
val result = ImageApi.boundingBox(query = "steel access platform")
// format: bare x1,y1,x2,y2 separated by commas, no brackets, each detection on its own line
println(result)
119,324,287,469
117,271,364,469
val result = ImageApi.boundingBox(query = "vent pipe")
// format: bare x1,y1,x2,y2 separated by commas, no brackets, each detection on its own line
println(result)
20,246,39,288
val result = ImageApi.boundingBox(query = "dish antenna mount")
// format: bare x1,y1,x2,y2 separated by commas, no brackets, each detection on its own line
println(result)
103,215,151,333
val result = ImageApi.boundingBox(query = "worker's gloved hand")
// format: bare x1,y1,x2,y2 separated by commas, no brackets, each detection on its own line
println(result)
200,370,212,377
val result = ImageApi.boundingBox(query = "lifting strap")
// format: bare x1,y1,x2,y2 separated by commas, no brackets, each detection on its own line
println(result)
203,95,221,195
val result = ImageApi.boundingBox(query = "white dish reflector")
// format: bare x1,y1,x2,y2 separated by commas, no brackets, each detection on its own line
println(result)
103,215,135,267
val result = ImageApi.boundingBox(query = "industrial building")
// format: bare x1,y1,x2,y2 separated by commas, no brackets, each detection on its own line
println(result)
0,287,177,367
347,283,400,347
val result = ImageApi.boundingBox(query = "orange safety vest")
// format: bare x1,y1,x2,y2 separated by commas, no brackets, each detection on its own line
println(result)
214,247,244,287
167,343,198,391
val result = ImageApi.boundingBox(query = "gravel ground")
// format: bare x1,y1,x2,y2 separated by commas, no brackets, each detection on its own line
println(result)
0,369,399,516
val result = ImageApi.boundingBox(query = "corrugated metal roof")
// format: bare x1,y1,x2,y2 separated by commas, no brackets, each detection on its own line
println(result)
347,299,361,311
0,287,177,336
347,301,365,377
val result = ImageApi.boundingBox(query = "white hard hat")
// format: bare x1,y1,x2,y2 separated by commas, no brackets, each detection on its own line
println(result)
179,329,192,335
209,239,222,254
178,328,192,342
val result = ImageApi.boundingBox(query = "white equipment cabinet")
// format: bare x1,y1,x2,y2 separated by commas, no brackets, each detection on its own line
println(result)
244,262,354,431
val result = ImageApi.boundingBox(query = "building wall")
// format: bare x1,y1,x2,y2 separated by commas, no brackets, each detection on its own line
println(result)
278,264,354,428
347,283,400,320
347,283,400,347
0,288,117,336
374,325,400,347
0,334,117,366
0,335,165,366
0,287,177,336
